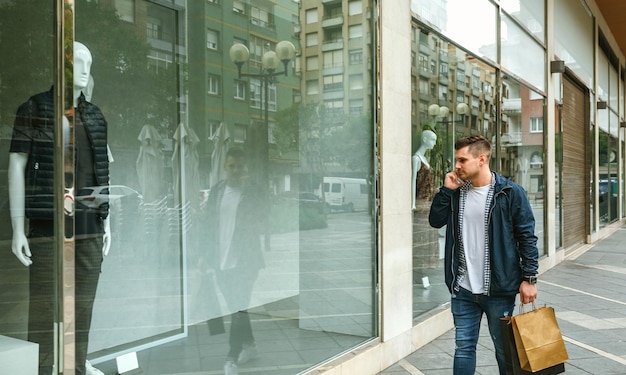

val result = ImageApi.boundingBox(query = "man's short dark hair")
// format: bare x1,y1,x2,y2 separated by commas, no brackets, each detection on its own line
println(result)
226,147,245,160
455,135,491,158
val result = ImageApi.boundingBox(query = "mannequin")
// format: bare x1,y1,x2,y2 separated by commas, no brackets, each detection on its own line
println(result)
411,129,437,210
8,41,108,375
411,129,440,271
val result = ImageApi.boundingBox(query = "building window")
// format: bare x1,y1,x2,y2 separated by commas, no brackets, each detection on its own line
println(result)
325,28,342,44
207,29,218,50
349,49,363,65
349,99,364,115
323,74,343,91
438,85,447,101
306,80,319,95
115,0,135,22
349,24,363,39
323,50,343,68
249,36,273,66
306,32,318,47
208,74,220,95
439,62,448,79
233,0,246,14
234,80,246,100
233,123,247,143
251,6,274,28
530,117,543,133
419,54,428,72
306,56,319,71
349,74,364,90
147,20,161,39
250,78,277,111
148,50,172,74
348,0,363,16
306,8,318,24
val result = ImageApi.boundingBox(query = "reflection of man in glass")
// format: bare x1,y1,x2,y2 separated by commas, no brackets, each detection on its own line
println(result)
8,42,109,375
204,147,266,375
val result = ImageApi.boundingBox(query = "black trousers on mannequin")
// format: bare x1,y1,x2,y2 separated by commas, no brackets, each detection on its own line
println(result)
28,233,103,375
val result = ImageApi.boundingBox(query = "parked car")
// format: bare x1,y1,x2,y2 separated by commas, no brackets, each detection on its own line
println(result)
273,191,328,231
76,185,143,209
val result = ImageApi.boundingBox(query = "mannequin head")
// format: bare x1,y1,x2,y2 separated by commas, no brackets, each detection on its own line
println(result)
420,130,437,151
74,41,92,91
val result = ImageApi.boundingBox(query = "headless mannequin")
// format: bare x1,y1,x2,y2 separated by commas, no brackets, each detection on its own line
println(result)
9,42,111,267
411,130,437,210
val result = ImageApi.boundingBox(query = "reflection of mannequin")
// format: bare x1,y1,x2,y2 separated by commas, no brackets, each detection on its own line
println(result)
411,130,437,210
8,41,109,375
412,129,440,270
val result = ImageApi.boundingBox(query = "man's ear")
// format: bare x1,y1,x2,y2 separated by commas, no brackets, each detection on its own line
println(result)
479,153,487,165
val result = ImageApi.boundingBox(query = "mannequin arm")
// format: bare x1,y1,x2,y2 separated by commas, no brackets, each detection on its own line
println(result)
8,152,32,266
411,154,422,210
102,215,111,256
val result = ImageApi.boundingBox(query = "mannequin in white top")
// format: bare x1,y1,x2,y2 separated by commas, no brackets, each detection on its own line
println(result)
8,42,111,267
8,41,108,375
412,129,437,210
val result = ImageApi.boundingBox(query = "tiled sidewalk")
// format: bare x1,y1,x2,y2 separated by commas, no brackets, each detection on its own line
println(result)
380,224,626,375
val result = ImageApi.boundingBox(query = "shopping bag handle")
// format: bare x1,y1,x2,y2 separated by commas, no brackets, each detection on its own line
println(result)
518,301,537,314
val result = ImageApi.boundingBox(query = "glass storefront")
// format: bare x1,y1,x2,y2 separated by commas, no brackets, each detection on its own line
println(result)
0,0,377,374
410,0,546,318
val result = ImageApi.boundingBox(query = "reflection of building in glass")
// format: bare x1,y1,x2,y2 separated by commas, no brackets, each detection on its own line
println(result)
410,28,500,185
299,0,373,119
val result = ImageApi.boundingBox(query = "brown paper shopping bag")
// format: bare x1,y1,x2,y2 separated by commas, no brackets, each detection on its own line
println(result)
500,317,565,375
510,305,569,372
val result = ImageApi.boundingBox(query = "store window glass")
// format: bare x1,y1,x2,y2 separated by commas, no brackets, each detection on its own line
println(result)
500,0,545,43
410,21,547,317
500,78,546,253
597,48,620,227
411,0,497,64
554,0,593,88
71,0,378,374
500,14,545,92
410,25,500,316
0,2,68,374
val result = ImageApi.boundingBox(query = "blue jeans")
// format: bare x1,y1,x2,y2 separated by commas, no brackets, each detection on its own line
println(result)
451,287,516,375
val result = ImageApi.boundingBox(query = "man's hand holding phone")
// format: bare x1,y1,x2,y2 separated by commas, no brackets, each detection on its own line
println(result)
444,171,466,190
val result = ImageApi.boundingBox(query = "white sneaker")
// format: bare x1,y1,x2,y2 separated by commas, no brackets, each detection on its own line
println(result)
85,360,105,375
224,360,239,375
238,343,258,364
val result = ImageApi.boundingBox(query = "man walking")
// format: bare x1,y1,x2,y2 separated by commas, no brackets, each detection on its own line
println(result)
429,135,539,375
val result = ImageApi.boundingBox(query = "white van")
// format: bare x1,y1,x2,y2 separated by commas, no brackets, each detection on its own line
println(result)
320,177,368,212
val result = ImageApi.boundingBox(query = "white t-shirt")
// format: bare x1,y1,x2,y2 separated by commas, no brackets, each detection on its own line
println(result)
219,185,242,270
460,184,490,294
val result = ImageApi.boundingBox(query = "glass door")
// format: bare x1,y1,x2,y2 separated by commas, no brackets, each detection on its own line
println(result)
0,1,71,374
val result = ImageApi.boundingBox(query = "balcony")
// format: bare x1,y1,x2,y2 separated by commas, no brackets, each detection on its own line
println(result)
501,132,522,145
322,38,343,51
322,14,343,28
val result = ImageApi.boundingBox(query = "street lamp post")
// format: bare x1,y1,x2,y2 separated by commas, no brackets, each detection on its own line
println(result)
229,41,296,251
229,41,296,192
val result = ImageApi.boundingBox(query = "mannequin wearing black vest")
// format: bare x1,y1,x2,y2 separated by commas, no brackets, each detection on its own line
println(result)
8,42,109,375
